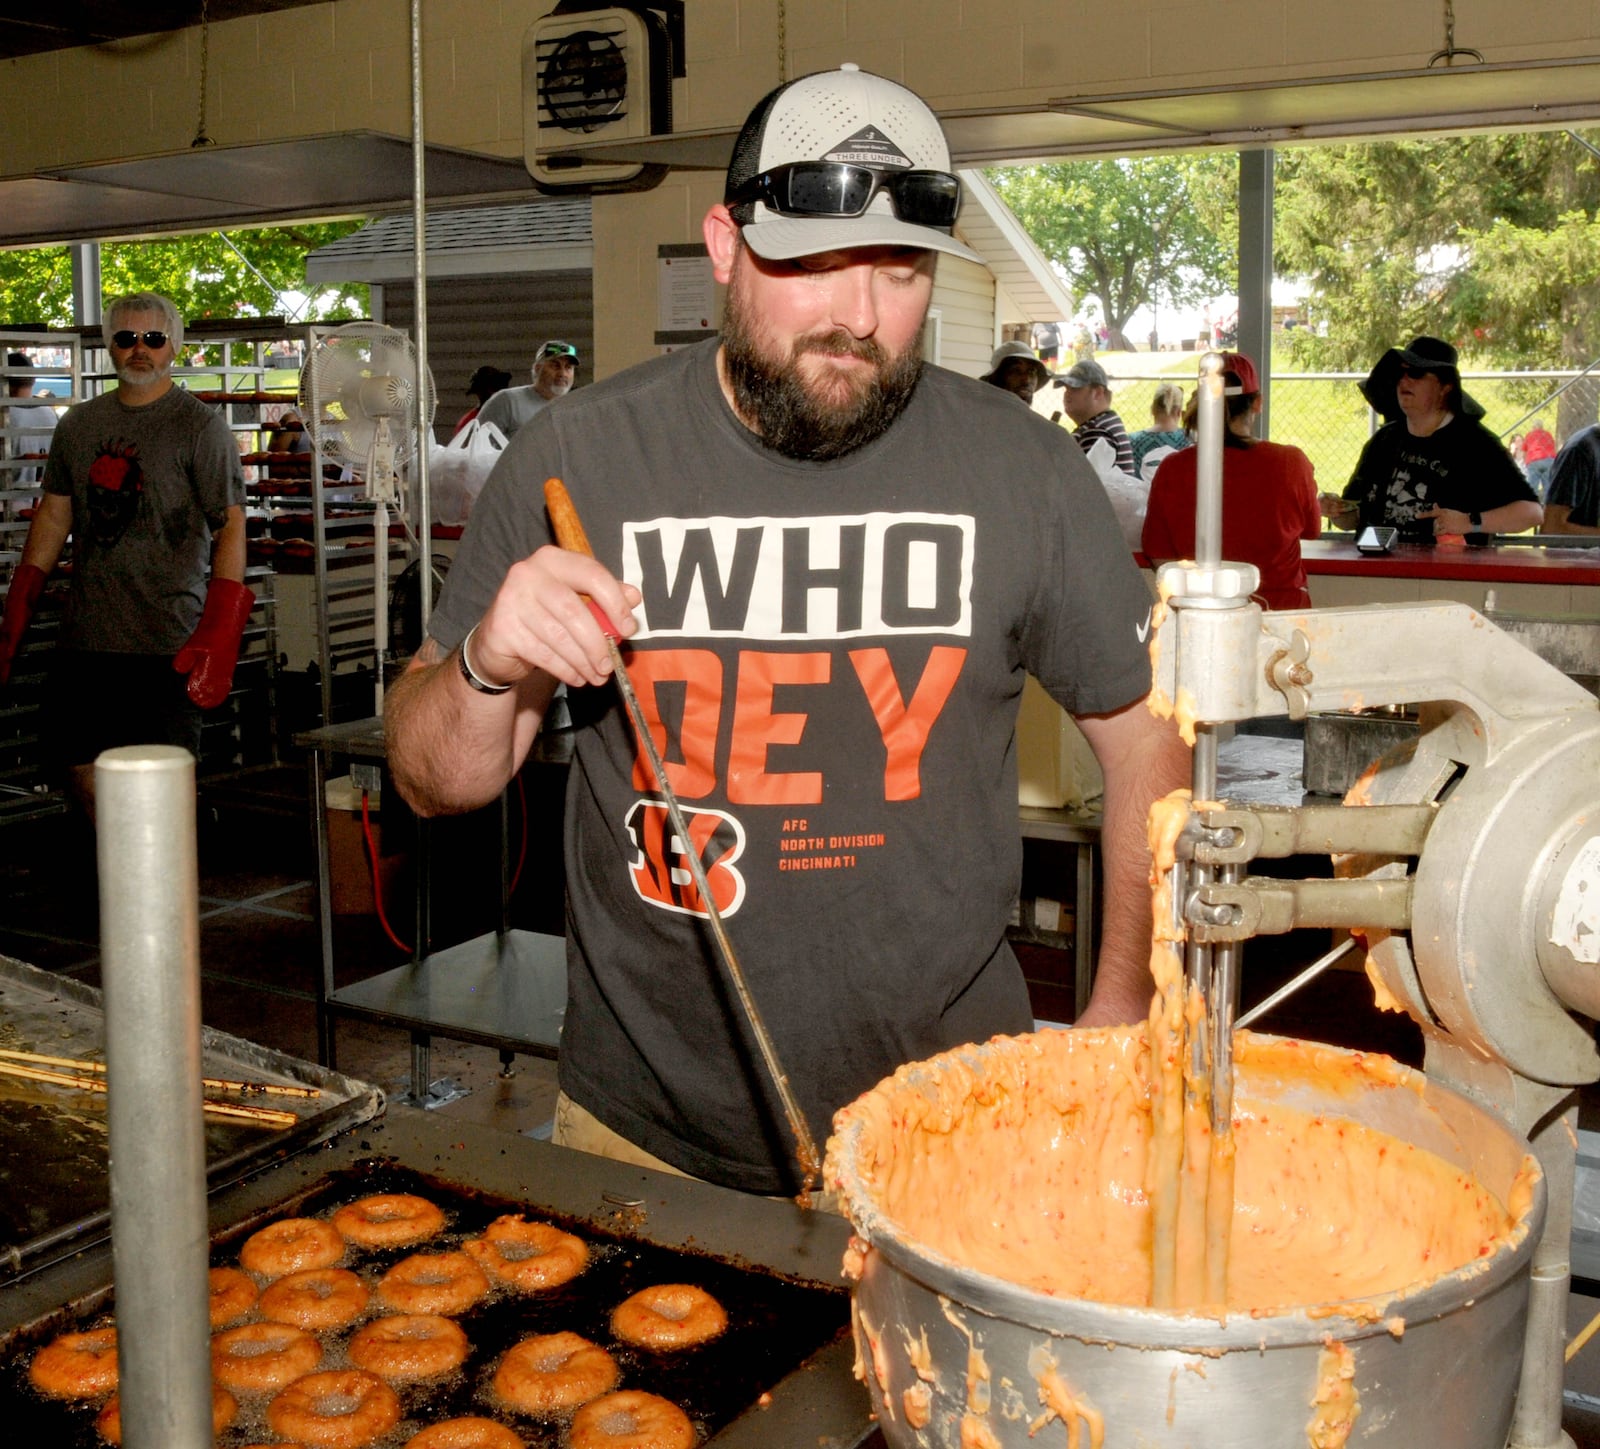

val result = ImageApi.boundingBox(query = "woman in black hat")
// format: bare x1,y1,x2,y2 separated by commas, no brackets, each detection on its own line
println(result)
1323,337,1541,544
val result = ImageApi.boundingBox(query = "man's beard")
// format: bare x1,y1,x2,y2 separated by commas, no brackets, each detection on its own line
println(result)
721,274,924,462
115,357,172,387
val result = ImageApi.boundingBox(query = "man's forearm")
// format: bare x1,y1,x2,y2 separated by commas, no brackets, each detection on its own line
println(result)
20,492,72,574
384,638,555,816
210,505,248,583
1077,702,1192,1025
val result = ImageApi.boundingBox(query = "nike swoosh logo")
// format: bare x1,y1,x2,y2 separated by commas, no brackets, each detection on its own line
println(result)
1136,609,1153,644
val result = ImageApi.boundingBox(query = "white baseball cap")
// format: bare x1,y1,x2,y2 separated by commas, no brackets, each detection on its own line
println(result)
724,64,983,265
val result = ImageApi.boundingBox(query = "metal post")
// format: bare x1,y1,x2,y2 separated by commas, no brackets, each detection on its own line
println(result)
97,745,212,1449
1237,149,1274,434
409,0,434,629
1509,1100,1579,1449
1194,353,1226,571
71,242,102,328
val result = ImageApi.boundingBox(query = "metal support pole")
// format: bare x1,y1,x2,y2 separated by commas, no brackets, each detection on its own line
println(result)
409,0,434,628
71,242,102,329
97,745,212,1449
1237,149,1274,433
1194,353,1226,569
1510,1099,1580,1449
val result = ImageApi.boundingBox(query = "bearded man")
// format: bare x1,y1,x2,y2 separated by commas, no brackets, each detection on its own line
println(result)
0,291,249,817
385,66,1188,1196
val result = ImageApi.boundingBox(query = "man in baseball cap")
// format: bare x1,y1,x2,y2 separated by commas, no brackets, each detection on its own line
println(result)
1053,358,1134,473
386,65,1189,1196
475,340,580,439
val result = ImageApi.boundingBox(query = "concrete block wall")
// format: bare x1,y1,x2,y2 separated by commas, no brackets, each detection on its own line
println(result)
7,1,1597,172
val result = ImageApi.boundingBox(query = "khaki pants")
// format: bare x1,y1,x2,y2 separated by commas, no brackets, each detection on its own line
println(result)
551,1091,693,1180
551,1093,839,1211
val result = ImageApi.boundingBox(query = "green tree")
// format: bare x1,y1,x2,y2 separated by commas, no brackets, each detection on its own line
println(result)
0,223,370,342
1274,131,1600,436
986,156,1238,350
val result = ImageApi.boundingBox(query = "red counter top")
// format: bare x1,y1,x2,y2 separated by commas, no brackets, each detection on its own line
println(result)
1137,539,1600,588
1299,537,1600,586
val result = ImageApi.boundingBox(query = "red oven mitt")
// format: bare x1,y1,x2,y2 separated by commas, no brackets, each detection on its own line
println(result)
173,578,255,708
0,563,47,687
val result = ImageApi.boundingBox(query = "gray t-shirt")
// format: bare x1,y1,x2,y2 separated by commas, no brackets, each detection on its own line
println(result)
43,386,245,653
431,339,1155,1193
6,400,58,483
474,384,552,439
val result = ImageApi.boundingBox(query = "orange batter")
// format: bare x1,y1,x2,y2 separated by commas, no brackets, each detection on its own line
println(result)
828,1026,1530,1314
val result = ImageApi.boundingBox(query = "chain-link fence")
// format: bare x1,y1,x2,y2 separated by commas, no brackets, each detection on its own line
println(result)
1100,367,1600,496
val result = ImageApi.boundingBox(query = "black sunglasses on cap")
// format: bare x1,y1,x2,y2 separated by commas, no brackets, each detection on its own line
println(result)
729,162,962,230
538,343,578,361
111,330,170,350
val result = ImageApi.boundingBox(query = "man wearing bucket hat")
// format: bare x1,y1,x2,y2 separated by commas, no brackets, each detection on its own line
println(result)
1324,336,1540,544
980,341,1050,404
386,65,1189,1195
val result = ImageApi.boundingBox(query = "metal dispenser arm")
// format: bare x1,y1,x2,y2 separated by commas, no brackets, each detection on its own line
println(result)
1151,592,1598,748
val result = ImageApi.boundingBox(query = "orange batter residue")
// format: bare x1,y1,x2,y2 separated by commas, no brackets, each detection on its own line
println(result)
1029,1345,1105,1449
1306,1340,1359,1447
827,1026,1529,1315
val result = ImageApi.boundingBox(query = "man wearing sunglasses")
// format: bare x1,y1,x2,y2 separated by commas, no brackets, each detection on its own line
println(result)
387,66,1188,1195
0,291,249,817
475,340,580,439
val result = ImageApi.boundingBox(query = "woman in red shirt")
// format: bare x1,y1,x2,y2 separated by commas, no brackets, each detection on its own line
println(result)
1141,352,1322,610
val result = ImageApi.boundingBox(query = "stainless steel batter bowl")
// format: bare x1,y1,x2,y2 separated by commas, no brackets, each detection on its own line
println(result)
826,1032,1544,1448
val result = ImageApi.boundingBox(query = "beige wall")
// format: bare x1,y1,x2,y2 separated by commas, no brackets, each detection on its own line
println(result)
6,0,1600,379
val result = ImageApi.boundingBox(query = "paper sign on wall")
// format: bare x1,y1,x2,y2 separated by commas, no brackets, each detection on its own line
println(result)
655,243,717,350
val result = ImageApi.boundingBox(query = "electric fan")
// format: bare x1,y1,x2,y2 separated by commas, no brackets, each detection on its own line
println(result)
298,322,437,709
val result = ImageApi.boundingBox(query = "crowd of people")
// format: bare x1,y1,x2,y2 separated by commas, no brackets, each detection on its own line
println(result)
982,326,1597,554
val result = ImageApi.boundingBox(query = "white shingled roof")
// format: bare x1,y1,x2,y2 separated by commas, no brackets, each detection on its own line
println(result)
304,184,1068,324
304,200,592,284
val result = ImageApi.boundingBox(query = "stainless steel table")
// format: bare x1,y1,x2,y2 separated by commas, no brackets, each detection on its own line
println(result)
295,716,574,1105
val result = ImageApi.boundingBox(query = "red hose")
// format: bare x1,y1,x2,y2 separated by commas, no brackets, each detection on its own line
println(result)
361,789,412,953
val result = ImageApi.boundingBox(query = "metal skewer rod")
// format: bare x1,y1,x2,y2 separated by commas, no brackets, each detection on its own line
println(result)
1191,353,1233,1303
543,479,821,1192
1234,937,1361,1030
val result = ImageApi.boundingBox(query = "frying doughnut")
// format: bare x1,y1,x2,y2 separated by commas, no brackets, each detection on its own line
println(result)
240,1217,345,1278
569,1390,696,1449
211,1321,324,1392
260,1267,370,1330
267,1369,401,1448
375,1250,489,1315
493,1331,618,1414
348,1313,470,1382
464,1216,588,1291
333,1193,446,1248
405,1421,526,1449
209,1265,259,1327
28,1327,118,1399
95,1383,238,1444
610,1284,727,1350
